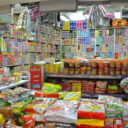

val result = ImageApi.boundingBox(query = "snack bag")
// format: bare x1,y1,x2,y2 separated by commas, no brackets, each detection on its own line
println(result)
20,115,35,128
42,83,62,94
21,113,46,123
63,92,81,101
77,119,104,127
24,98,56,114
0,114,5,124
78,99,105,120
72,81,81,92
105,118,114,128
59,91,68,99
114,119,123,128
4,120,22,128
45,100,79,124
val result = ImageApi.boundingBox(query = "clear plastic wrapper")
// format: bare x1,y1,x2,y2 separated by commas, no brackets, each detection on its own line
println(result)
98,95,123,107
78,99,105,120
42,83,62,94
77,119,104,127
45,100,79,124
23,98,56,114
63,92,81,101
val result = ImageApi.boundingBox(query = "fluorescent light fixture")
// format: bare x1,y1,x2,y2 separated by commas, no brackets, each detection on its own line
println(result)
84,14,89,19
69,12,85,21
60,15,69,21
114,12,121,19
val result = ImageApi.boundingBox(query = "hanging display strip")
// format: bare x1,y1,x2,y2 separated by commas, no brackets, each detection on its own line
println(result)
62,20,86,30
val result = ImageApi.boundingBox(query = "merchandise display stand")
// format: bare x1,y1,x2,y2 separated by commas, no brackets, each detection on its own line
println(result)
0,80,29,91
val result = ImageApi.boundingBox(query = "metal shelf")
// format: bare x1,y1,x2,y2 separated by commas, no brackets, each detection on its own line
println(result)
46,73,127,80
82,93,128,100
0,80,29,91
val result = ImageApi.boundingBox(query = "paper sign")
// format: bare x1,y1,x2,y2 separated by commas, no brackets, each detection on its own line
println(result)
30,66,42,90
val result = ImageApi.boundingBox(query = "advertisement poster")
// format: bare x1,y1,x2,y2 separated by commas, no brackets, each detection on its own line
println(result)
0,54,3,66
30,65,42,90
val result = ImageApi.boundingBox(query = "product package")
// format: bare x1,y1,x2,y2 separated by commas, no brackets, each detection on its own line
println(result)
63,92,81,101
45,100,79,124
77,99,105,128
78,99,105,120
95,81,107,93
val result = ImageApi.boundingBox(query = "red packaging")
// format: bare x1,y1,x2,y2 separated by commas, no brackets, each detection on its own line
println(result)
81,81,95,93
20,115,35,128
34,92,59,98
77,125,103,128
114,119,123,128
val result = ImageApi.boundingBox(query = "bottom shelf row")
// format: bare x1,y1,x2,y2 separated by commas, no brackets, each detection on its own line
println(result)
46,78,127,98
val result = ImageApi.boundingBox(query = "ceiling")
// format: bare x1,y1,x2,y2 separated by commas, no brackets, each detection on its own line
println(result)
0,0,127,7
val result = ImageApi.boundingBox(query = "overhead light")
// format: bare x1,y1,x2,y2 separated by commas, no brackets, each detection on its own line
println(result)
114,12,121,19
69,12,85,21
84,14,89,19
60,15,69,21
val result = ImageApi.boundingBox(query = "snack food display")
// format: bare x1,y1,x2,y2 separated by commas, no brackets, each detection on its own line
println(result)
62,60,128,76
0,87,128,128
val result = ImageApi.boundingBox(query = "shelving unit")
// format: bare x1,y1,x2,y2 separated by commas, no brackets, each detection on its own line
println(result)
46,73,128,100
40,25,62,60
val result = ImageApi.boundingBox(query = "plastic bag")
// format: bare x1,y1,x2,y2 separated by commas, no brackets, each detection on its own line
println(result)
64,92,81,101
42,83,62,94
45,100,79,124
23,98,56,114
20,115,35,128
78,99,105,120
77,119,104,127
0,114,5,124
59,91,68,99
35,92,59,98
